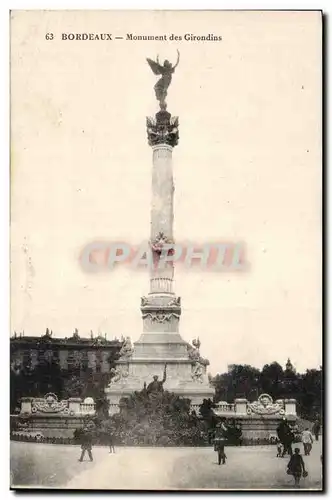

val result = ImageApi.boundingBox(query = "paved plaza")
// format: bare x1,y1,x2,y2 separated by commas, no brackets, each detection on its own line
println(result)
11,441,323,490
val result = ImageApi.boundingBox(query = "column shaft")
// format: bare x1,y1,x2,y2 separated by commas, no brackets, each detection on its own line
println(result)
150,144,174,291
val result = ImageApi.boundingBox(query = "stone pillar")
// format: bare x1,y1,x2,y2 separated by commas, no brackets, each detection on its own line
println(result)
148,109,179,295
149,143,175,294
68,398,82,415
151,144,174,254
135,108,183,354
20,397,32,414
235,398,248,415
284,398,297,416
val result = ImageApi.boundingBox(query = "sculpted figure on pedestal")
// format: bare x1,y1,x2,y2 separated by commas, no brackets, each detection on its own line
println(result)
141,296,149,307
110,364,129,383
147,364,167,397
119,337,134,359
146,50,180,108
168,297,181,307
192,362,204,383
187,339,210,367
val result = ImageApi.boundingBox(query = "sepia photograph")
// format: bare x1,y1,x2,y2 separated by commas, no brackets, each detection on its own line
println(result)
10,9,323,490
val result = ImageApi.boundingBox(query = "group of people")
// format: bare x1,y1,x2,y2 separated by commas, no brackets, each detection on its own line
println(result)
78,426,115,462
77,416,321,489
212,416,321,488
276,418,321,487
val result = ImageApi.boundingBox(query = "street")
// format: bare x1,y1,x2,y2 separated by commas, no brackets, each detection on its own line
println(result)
11,440,323,490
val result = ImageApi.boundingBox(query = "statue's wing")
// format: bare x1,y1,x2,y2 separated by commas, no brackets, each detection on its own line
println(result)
146,58,163,75
146,116,156,127
170,116,179,127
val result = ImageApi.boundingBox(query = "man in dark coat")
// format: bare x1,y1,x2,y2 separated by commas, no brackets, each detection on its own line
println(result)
277,418,294,457
312,420,321,441
78,427,93,462
214,420,228,465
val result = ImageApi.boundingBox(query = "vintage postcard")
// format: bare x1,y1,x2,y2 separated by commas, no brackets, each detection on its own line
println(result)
10,10,323,490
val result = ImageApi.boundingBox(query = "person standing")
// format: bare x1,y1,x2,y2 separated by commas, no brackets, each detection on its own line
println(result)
79,427,93,462
216,439,227,465
277,419,293,457
312,420,321,442
276,440,283,458
286,425,295,457
287,447,307,488
109,432,115,454
301,428,314,456
214,420,228,465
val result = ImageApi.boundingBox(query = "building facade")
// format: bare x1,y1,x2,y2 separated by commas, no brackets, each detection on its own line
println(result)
10,328,123,374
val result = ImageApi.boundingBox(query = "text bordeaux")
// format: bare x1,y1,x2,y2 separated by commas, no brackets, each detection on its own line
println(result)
62,33,113,40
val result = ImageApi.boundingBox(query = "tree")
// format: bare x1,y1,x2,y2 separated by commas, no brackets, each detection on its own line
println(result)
199,398,218,427
260,362,284,400
282,358,300,399
35,360,64,395
211,372,230,402
212,365,261,403
10,339,122,412
105,388,205,446
297,368,322,420
211,361,322,422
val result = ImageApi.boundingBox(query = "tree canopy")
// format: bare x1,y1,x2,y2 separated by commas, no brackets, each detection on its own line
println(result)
211,361,322,421
10,353,118,412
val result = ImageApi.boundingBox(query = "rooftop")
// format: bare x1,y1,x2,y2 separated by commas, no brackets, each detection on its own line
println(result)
10,328,123,347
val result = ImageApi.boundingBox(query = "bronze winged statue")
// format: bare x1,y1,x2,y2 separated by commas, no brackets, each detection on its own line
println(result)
146,50,180,108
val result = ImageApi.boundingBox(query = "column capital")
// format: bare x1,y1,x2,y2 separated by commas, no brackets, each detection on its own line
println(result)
146,110,179,147
152,144,174,154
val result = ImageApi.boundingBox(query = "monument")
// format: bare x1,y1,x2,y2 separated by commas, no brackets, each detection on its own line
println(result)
105,53,214,413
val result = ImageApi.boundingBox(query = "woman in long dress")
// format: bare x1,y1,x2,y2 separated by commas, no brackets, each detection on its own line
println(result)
287,447,307,487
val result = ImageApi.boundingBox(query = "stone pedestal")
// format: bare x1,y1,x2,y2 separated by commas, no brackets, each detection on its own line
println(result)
234,398,248,415
284,398,297,416
20,398,32,414
68,398,82,415
235,414,297,443
105,108,214,411
19,415,87,439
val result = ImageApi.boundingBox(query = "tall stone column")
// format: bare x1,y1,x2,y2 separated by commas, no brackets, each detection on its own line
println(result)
105,57,215,408
150,142,174,293
134,108,187,359
148,109,178,289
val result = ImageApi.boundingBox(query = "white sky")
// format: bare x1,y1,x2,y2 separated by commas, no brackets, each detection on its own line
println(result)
10,10,322,374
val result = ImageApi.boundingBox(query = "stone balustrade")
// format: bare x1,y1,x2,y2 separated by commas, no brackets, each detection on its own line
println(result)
190,402,236,416
19,393,296,420
80,403,96,415
190,396,296,418
215,403,236,413
150,278,173,293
